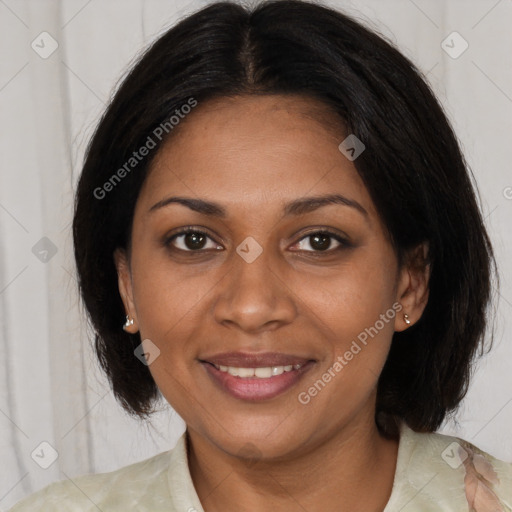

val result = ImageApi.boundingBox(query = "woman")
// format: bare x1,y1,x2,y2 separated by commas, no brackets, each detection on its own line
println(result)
11,0,512,510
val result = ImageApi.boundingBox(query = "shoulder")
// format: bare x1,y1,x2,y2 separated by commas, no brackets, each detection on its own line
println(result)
387,424,512,511
9,449,174,512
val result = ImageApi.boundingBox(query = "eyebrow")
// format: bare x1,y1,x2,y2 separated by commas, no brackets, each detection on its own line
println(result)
148,194,369,219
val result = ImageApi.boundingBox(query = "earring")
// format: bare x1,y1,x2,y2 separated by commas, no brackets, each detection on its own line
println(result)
403,313,411,325
123,315,134,331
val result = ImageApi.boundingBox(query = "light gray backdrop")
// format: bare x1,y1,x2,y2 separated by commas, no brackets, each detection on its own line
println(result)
1,0,511,509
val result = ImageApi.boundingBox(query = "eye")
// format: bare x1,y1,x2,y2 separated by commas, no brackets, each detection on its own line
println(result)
164,227,350,254
165,228,223,252
292,230,349,253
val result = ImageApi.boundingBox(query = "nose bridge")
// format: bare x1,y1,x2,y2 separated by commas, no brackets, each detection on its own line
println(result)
212,241,296,331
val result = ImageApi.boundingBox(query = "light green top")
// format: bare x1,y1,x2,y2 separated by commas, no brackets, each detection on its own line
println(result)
10,423,512,511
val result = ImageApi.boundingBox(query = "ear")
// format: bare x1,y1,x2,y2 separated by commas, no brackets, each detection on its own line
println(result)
394,242,431,332
113,248,139,333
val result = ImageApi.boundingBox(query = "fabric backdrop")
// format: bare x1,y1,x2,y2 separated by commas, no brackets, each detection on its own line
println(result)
1,0,511,508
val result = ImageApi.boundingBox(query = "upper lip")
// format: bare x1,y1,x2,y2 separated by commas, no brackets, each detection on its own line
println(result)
200,352,314,368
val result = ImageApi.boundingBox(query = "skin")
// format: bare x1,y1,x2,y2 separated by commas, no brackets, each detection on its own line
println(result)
115,94,430,512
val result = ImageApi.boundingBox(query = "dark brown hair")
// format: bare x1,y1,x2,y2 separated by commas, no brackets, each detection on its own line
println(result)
72,0,497,436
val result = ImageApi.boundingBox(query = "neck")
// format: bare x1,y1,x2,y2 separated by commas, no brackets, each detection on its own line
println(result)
187,411,399,512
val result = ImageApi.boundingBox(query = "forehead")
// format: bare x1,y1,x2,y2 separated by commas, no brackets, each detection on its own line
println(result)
137,94,377,221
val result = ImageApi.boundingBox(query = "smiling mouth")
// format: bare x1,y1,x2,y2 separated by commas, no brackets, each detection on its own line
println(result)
200,354,315,401
209,363,304,378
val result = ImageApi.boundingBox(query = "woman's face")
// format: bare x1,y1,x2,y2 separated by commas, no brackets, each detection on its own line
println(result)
116,94,424,459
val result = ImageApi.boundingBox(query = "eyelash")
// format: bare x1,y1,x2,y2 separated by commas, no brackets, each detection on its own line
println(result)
164,226,351,255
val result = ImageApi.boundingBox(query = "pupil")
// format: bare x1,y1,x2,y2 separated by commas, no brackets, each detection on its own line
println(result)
311,233,330,251
186,232,206,250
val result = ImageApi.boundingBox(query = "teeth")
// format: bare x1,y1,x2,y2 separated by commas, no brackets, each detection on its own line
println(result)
213,364,302,378
238,367,255,378
255,367,272,378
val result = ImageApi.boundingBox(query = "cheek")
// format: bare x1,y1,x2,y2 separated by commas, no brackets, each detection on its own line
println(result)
297,281,397,420
130,263,211,418
293,253,397,339
130,252,214,343
290,251,398,389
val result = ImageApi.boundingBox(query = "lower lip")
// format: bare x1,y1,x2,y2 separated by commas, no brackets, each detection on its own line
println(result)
201,361,314,401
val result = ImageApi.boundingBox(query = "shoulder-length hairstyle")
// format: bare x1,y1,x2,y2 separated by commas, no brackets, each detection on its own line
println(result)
73,0,497,436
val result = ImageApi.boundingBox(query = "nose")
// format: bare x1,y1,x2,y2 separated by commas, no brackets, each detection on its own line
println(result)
212,245,297,334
